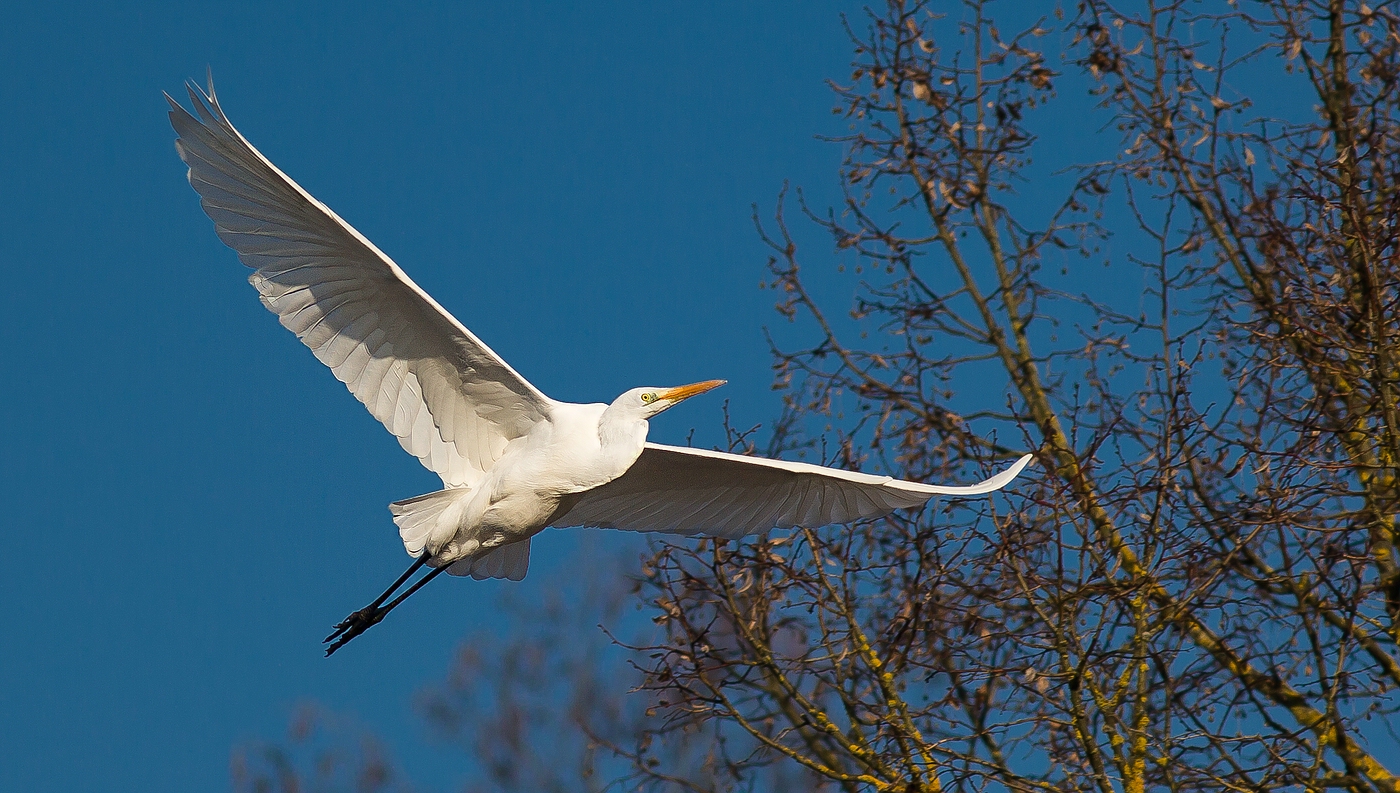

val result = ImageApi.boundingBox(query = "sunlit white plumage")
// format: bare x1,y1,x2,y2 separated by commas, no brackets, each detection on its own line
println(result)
168,80,1032,653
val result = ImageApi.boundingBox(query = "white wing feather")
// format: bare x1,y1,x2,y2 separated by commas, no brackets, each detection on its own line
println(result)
168,82,553,487
551,444,1032,538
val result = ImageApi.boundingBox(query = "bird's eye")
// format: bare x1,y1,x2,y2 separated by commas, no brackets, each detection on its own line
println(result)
640,392,656,404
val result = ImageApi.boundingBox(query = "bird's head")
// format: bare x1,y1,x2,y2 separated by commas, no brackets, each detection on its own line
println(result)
613,380,727,419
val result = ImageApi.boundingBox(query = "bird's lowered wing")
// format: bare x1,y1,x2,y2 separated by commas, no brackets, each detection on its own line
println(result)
169,81,553,487
551,444,1032,538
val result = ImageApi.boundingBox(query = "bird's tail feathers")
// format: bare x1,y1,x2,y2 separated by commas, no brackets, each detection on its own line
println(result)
447,540,531,581
389,487,531,581
389,488,467,557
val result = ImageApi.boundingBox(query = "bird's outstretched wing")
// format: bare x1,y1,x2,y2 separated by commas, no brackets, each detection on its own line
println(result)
169,81,553,487
550,444,1032,538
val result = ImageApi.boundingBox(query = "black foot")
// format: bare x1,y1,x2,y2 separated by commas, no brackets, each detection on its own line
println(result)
323,606,386,656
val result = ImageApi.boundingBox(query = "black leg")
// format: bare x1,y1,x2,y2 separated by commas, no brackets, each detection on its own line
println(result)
382,561,450,612
369,553,431,611
324,553,441,656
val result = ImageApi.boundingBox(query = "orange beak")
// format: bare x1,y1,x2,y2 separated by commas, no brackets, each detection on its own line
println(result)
659,379,726,404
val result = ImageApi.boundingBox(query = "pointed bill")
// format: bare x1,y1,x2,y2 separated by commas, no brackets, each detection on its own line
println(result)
660,380,726,404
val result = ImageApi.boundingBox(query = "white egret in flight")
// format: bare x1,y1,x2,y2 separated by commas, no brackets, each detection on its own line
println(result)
167,80,1033,655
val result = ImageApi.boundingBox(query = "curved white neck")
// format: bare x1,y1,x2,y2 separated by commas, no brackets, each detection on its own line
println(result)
596,407,649,476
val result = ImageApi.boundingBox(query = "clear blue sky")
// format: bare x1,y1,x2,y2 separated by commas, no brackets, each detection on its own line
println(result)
0,2,862,790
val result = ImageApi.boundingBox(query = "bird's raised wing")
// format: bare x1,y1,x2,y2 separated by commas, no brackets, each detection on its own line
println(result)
550,444,1032,538
169,81,553,487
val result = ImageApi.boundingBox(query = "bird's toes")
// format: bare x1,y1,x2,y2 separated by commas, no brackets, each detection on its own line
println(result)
322,607,384,650
323,617,354,644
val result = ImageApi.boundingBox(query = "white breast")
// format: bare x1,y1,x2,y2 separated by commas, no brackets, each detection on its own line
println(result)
506,401,645,496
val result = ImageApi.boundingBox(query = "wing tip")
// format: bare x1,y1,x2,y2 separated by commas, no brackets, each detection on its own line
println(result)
972,452,1034,494
1006,452,1034,479
893,452,1035,497
167,68,229,136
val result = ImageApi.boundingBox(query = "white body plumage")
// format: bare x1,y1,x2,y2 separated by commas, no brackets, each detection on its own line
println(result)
394,391,670,577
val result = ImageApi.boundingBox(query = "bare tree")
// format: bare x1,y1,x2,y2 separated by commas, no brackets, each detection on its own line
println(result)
640,1,1400,791
237,1,1400,791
